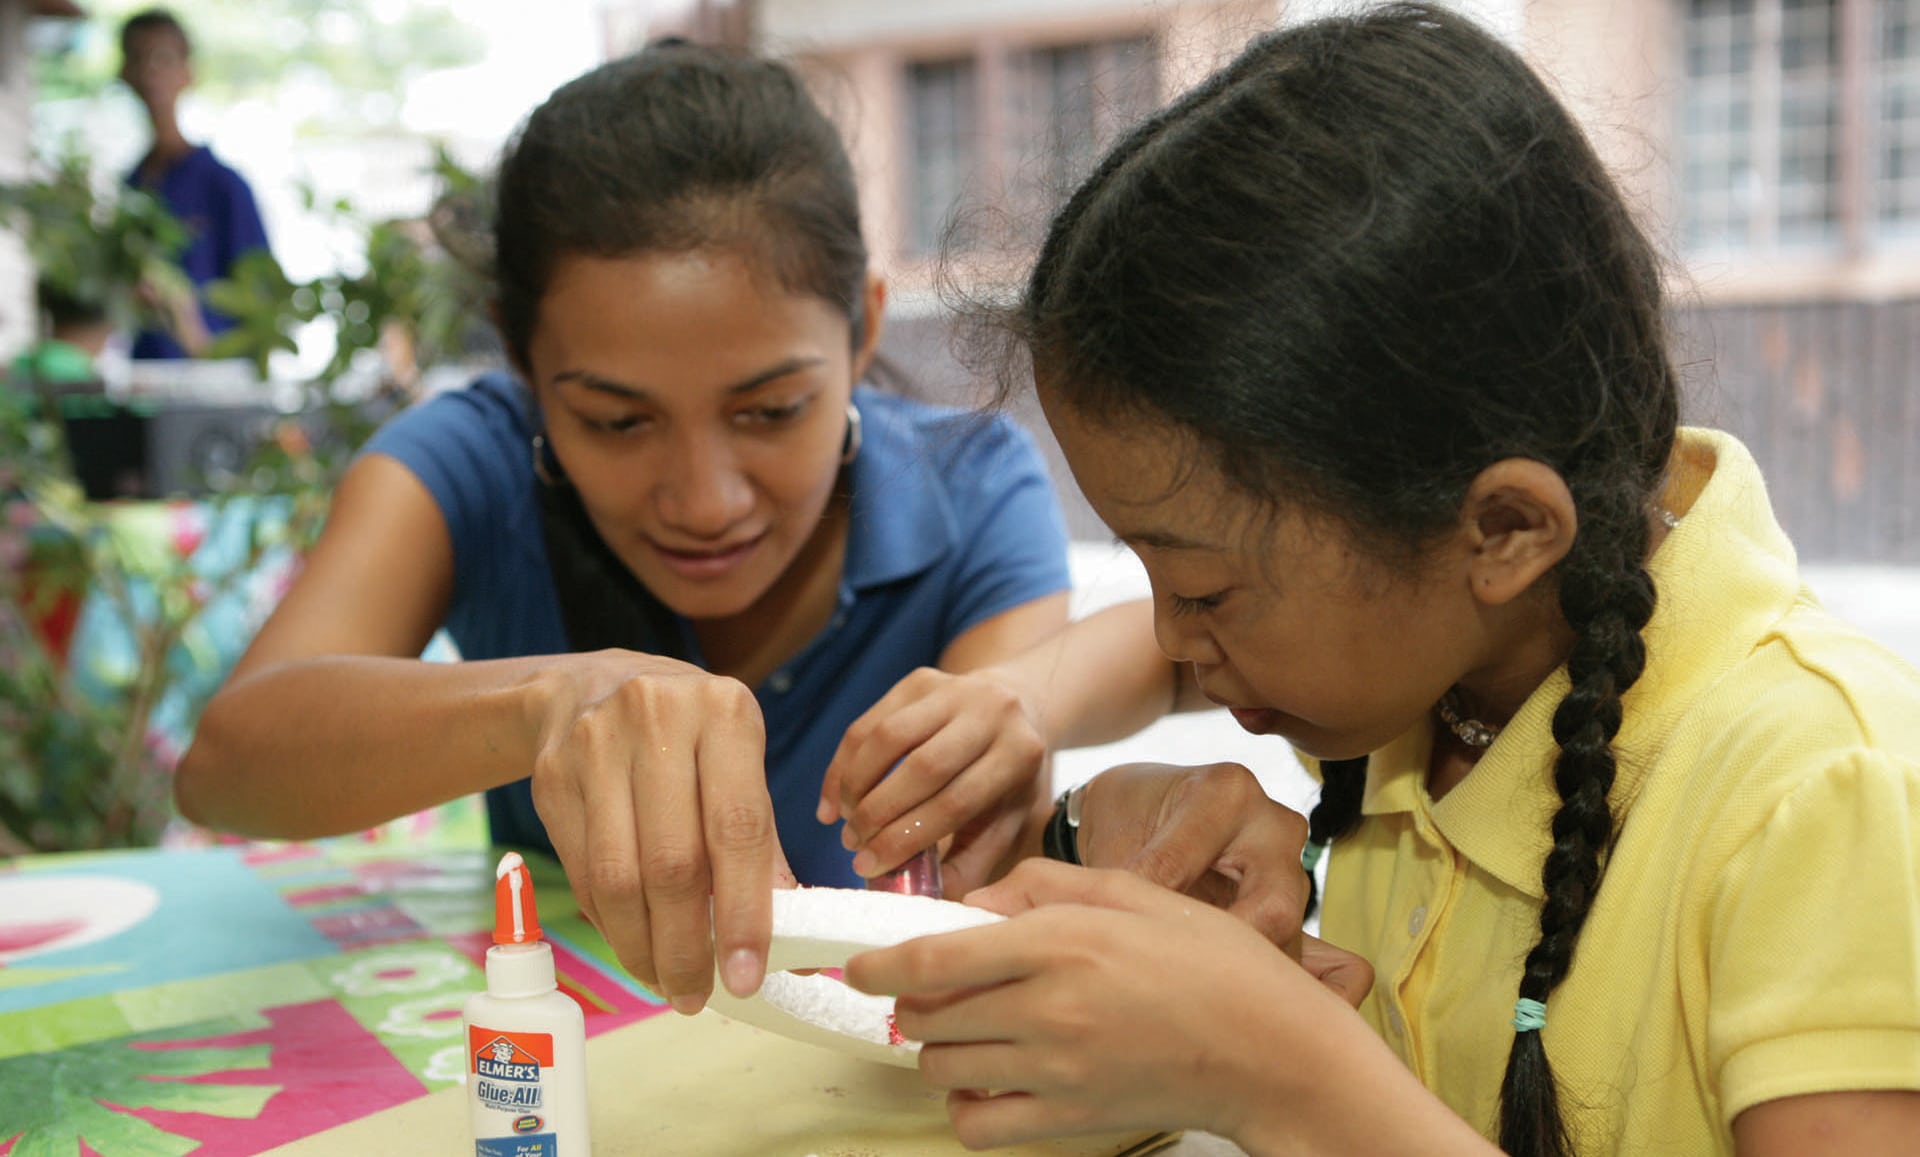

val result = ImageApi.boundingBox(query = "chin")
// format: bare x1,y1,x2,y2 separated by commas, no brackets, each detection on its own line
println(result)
651,580,766,622
1279,728,1381,764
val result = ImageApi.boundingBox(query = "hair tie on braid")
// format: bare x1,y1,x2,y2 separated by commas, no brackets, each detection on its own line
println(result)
1301,839,1328,876
1512,998,1548,1033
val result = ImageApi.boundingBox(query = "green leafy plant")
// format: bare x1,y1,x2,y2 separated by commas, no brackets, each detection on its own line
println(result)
0,149,192,332
0,147,491,853
0,405,297,852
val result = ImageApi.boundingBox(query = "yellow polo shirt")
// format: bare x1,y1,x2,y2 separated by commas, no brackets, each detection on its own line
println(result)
1318,428,1920,1153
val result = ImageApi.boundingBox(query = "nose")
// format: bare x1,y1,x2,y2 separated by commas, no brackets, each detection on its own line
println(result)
654,428,755,539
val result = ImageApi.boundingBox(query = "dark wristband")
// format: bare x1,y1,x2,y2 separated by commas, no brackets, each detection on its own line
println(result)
1041,781,1086,865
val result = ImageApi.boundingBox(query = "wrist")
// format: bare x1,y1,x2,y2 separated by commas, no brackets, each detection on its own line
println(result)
513,654,573,769
1040,779,1087,865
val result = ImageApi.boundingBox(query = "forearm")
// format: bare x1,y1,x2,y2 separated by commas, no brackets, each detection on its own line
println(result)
1228,1000,1499,1157
985,600,1188,751
177,654,557,838
168,293,212,357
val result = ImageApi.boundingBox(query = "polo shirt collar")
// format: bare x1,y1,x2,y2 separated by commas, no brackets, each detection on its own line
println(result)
840,387,956,591
1361,429,1802,898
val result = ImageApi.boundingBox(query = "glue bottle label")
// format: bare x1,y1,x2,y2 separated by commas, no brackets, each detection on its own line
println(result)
470,1026,554,1111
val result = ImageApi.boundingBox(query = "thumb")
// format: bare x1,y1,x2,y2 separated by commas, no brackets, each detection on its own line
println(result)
936,805,1028,900
1119,807,1231,897
1299,934,1374,1009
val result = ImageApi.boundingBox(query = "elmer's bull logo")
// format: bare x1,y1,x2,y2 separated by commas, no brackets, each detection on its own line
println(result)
470,1027,555,1113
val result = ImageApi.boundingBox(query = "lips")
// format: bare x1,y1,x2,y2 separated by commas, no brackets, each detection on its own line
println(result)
648,533,765,580
1228,707,1283,734
1199,680,1284,736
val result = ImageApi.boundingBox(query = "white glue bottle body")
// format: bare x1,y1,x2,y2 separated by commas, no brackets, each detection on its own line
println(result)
463,851,591,1156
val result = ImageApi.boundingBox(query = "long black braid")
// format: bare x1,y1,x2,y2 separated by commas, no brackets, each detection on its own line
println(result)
1499,499,1657,1156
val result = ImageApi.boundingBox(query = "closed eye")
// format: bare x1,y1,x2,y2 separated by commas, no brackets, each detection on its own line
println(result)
583,413,650,435
1170,590,1227,617
735,399,810,427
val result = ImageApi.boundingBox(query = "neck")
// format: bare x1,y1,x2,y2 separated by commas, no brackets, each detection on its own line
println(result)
1452,593,1575,731
145,106,191,165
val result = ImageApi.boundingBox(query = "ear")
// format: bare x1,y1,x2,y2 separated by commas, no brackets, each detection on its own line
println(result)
1460,458,1576,607
848,272,887,382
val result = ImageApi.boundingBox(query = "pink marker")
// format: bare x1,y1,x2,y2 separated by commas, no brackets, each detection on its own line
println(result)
866,846,943,898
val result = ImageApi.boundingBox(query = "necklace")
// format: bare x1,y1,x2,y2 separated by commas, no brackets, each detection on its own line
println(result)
1435,690,1500,748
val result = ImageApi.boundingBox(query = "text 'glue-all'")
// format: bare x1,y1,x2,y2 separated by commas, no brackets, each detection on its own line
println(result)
462,851,590,1156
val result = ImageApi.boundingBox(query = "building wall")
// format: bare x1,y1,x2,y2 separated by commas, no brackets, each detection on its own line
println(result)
0,1,36,361
1524,0,1678,239
769,0,1276,290
1519,0,1920,561
765,0,1275,52
770,0,1920,560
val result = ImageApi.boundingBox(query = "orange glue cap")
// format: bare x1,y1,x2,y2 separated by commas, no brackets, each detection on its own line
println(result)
493,851,544,945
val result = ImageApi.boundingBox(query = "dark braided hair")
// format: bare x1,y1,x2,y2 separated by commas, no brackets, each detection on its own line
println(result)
1011,6,1677,1154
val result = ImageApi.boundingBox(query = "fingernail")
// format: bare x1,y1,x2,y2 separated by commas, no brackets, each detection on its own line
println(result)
816,799,833,823
722,949,763,997
841,826,858,850
669,993,706,1017
851,850,877,876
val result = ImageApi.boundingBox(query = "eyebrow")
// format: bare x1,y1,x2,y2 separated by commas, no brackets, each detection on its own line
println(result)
1112,530,1220,553
551,355,826,401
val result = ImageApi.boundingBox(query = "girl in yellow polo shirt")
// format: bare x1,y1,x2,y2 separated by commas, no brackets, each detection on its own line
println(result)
847,4,1920,1154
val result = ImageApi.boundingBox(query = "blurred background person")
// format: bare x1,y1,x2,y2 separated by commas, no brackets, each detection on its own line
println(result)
117,6,271,360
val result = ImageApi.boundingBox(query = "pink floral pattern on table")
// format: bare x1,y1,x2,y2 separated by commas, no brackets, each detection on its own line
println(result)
0,843,669,1153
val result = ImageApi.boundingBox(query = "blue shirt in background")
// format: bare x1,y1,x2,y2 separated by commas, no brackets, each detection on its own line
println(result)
127,145,272,360
362,374,1072,885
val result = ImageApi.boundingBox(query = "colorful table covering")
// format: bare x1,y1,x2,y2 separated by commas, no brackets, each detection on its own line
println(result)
0,842,666,1155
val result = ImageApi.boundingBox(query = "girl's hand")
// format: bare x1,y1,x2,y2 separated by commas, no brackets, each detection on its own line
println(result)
1074,762,1314,952
846,859,1376,1150
527,649,796,1015
819,666,1048,897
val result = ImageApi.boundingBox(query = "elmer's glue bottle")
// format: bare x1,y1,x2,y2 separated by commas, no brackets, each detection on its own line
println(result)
462,851,590,1155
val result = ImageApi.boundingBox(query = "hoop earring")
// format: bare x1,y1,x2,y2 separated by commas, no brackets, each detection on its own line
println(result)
531,433,567,488
840,403,862,465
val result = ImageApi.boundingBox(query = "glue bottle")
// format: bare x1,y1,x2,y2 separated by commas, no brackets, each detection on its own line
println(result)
462,851,591,1156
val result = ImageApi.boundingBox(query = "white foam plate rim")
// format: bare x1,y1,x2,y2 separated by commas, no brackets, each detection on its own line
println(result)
703,886,1004,1068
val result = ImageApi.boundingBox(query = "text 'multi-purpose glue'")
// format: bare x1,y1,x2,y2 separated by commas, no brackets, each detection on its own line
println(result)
462,851,590,1155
